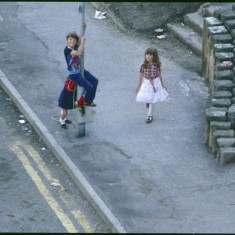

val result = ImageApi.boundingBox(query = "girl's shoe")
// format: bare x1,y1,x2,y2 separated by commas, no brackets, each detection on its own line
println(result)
146,116,153,123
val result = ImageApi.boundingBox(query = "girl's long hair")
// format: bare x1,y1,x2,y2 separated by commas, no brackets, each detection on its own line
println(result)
144,47,161,68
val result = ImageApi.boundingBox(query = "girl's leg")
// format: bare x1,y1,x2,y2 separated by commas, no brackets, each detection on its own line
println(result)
147,103,154,117
146,103,154,123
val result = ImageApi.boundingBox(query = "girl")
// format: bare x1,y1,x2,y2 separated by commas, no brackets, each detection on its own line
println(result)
58,31,99,129
136,47,168,123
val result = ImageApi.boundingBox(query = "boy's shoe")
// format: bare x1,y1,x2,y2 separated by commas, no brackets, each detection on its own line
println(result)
61,123,68,129
85,102,97,107
74,101,86,116
146,116,153,124
65,119,72,124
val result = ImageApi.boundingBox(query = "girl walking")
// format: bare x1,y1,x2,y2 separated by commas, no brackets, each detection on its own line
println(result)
136,47,168,123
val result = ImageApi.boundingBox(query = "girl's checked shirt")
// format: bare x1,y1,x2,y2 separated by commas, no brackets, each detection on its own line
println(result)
140,63,161,79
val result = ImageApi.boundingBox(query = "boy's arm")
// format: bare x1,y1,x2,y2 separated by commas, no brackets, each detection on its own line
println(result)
71,36,86,57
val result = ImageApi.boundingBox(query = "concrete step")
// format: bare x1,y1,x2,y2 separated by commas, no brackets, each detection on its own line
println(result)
184,12,204,36
166,5,223,57
167,22,202,57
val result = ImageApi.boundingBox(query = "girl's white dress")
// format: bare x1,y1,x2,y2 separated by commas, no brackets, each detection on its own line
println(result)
136,77,168,103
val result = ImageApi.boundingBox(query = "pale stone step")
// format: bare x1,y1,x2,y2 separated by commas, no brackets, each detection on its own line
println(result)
167,22,202,56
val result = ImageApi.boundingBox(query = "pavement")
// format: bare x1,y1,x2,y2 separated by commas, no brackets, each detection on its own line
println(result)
1,2,235,233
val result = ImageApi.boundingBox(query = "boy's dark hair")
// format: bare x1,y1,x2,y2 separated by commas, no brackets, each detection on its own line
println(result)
66,31,79,43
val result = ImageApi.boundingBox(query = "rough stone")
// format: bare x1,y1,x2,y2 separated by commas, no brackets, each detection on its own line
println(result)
214,43,234,52
204,17,222,26
215,52,234,62
220,12,235,22
225,19,235,29
217,137,235,148
218,147,235,166
214,79,235,91
205,107,228,144
211,129,234,154
208,25,228,35
208,121,232,148
216,62,234,70
106,2,204,32
231,29,235,38
211,98,231,107
213,90,232,98
214,69,234,80
228,104,235,127
212,34,233,44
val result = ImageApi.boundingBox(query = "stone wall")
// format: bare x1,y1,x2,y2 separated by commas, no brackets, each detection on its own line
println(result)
203,5,235,166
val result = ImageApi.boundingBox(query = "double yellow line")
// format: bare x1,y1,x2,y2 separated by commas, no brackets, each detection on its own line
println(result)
10,142,93,233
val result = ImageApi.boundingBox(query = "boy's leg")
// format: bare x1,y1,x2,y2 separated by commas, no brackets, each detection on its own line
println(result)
74,73,94,104
60,109,68,128
84,70,98,103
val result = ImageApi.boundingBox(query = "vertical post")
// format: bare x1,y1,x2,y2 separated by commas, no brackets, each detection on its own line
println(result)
76,2,86,137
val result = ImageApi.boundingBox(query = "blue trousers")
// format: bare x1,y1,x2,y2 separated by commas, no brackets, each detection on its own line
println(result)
70,70,98,103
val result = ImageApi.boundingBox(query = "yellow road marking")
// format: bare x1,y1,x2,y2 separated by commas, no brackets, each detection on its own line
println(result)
71,209,94,233
10,144,78,233
25,144,94,233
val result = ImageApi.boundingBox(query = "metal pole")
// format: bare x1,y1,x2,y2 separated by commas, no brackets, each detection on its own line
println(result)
76,2,86,137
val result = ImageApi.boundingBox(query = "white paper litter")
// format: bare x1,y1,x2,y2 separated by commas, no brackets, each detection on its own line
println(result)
95,10,106,19
157,35,166,39
18,120,26,124
50,182,60,187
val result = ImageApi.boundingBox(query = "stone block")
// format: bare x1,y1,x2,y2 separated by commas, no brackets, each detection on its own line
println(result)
215,138,235,158
204,17,222,27
214,43,234,52
214,80,235,92
211,98,231,107
205,107,228,144
217,137,235,148
220,12,235,22
225,19,235,30
211,129,234,154
228,104,235,127
214,70,234,80
213,90,232,99
208,121,232,147
218,147,235,166
208,25,227,35
212,34,233,44
214,9,232,20
231,29,235,38
215,52,234,62
216,62,233,71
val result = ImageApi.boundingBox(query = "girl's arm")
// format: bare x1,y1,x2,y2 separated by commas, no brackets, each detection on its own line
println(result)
71,36,86,57
159,72,168,91
136,72,144,94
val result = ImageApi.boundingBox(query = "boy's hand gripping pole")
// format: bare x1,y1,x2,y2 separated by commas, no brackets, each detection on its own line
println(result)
75,2,86,137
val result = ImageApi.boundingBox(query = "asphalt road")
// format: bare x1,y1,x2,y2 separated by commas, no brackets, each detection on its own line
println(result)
1,2,235,233
0,87,110,232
